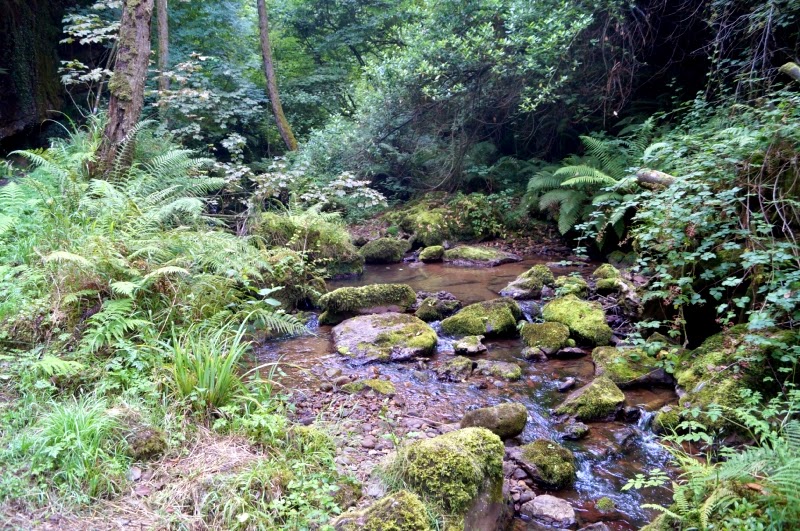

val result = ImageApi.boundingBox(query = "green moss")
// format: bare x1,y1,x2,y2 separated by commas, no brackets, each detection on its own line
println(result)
360,238,411,264
440,298,521,337
390,428,504,515
595,278,621,293
591,347,660,387
652,407,681,435
542,295,612,346
519,439,576,489
126,426,167,460
554,275,588,298
443,246,508,263
290,425,336,454
341,379,396,396
108,72,133,101
501,265,555,299
436,356,474,381
333,490,432,531
419,246,445,262
475,360,522,381
415,297,460,322
592,263,620,279
386,199,453,247
520,322,570,352
555,376,625,421
460,403,527,439
334,313,438,362
595,497,615,512
319,284,417,324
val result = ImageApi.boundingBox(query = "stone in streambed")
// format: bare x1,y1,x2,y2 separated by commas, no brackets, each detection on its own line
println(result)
415,296,461,322
542,294,612,346
359,237,411,264
499,264,555,300
332,490,431,530
475,360,522,381
436,356,474,382
319,284,417,325
520,322,572,356
419,245,444,262
520,495,576,528
592,346,672,388
460,402,528,439
443,245,521,267
453,335,487,355
554,275,588,298
508,439,577,489
440,298,522,337
554,376,625,421
341,379,396,396
332,313,437,365
560,421,589,440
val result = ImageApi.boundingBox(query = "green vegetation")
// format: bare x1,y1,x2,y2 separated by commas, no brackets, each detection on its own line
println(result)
542,295,612,346
318,284,416,324
591,346,662,388
341,379,397,396
333,490,432,531
554,376,625,421
440,299,522,337
520,322,571,353
519,439,577,489
418,245,444,263
359,237,411,264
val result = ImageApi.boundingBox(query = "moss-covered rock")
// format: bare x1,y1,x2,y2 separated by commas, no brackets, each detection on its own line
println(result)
255,211,364,279
554,275,589,298
332,490,432,531
542,295,612,346
440,298,522,337
386,198,453,247
460,402,527,439
264,248,327,310
341,378,396,396
319,284,417,325
332,313,437,364
419,246,444,262
592,347,672,388
499,265,555,300
360,238,411,264
670,325,797,432
442,246,521,267
595,497,616,512
520,322,571,356
436,356,474,382
511,439,577,489
474,360,522,381
414,297,461,322
592,263,620,279
453,335,488,355
388,428,504,515
652,406,681,435
554,376,625,421
107,406,167,460
595,277,623,294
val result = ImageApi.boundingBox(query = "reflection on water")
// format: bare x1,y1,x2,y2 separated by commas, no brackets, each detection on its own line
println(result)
255,259,676,528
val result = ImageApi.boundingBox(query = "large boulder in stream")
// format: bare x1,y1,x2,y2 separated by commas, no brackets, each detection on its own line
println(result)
387,427,510,530
508,439,577,489
359,237,411,264
554,376,625,421
419,245,444,262
319,284,417,325
592,347,672,388
554,275,588,298
332,490,431,531
442,246,521,267
520,495,576,528
453,335,487,355
460,402,527,439
542,295,612,346
415,296,461,322
520,322,572,356
441,298,522,337
332,313,437,364
499,264,555,300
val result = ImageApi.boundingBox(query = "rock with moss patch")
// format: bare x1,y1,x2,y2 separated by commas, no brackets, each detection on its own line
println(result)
500,264,555,300
475,360,522,381
508,439,577,489
436,356,474,382
652,406,681,434
441,298,522,337
542,295,612,346
415,297,461,322
554,275,589,298
592,263,620,279
560,421,589,440
453,335,488,355
107,407,167,460
388,199,453,247
341,378,396,396
595,496,616,513
359,238,411,264
332,490,432,531
388,427,505,518
319,284,417,325
460,402,527,439
592,347,672,388
419,245,444,263
520,322,571,356
554,376,625,421
671,325,797,432
332,313,437,365
443,246,521,268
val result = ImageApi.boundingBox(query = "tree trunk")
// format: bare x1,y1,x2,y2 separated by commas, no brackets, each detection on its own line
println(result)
257,0,298,151
157,0,169,93
97,0,155,174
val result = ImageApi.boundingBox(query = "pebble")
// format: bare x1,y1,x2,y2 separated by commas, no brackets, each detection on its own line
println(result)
557,377,576,392
334,375,351,387
325,368,342,379
319,382,334,392
361,436,377,449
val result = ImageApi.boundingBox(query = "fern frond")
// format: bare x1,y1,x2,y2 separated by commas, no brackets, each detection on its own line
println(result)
43,251,92,268
32,355,85,377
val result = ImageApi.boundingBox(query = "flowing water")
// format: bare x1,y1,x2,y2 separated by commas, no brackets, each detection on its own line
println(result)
255,259,676,529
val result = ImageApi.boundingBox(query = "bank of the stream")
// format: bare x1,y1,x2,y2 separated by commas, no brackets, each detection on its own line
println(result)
255,258,677,529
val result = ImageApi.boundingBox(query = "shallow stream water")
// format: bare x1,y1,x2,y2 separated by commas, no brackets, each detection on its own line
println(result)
255,259,676,529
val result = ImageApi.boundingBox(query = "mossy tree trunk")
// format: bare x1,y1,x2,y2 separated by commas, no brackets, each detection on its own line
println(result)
97,0,155,174
157,0,169,93
257,0,298,152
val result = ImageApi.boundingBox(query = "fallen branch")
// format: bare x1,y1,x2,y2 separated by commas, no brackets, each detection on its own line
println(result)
636,168,676,187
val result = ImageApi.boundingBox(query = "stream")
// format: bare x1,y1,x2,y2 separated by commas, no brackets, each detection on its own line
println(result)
255,258,676,529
